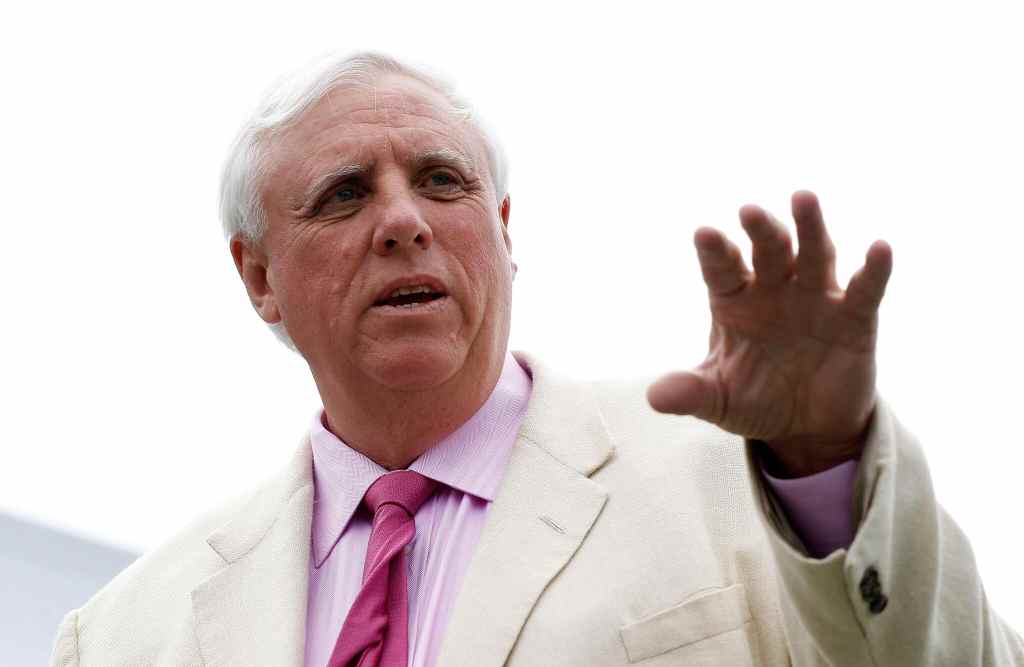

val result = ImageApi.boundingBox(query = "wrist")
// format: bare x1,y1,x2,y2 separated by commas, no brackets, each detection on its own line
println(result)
758,436,864,478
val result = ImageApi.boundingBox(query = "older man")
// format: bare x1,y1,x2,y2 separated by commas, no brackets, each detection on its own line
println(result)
51,52,1022,666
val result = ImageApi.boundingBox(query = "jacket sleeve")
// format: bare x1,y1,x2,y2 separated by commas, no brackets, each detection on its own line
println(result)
745,399,1024,666
49,608,80,667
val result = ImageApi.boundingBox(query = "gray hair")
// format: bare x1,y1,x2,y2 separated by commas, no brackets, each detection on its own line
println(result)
218,50,510,350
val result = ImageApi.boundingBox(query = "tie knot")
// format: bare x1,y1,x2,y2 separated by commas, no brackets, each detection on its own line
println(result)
363,470,438,517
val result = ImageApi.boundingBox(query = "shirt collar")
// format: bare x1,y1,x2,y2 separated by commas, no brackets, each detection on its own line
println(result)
309,352,533,568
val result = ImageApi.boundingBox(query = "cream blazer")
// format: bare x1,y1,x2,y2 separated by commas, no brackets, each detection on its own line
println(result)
50,352,1024,666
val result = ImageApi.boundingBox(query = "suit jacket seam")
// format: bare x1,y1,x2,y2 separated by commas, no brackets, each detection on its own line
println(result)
72,608,81,665
517,433,587,477
218,482,313,563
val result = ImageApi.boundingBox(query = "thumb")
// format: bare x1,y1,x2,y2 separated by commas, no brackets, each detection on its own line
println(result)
647,369,723,423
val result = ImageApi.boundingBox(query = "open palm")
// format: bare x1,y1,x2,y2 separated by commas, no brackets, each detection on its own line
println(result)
648,191,893,476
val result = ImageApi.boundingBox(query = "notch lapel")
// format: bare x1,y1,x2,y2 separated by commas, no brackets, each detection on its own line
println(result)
191,440,315,667
437,353,616,666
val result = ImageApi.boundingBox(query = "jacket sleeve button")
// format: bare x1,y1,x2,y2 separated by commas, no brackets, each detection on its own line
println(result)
859,566,881,601
869,593,889,614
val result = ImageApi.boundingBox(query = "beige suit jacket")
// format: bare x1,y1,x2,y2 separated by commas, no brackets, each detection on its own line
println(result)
50,352,1024,665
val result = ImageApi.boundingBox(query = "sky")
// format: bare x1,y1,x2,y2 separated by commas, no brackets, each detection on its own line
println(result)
3,0,1022,632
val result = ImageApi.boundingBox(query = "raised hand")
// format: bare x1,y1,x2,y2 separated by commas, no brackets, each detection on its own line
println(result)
647,191,893,476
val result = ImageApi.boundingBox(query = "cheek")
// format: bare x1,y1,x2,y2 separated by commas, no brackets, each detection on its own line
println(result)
448,219,509,286
449,222,513,327
278,232,366,319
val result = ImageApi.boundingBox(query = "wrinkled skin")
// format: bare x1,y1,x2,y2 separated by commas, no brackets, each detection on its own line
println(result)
648,192,893,477
232,74,515,469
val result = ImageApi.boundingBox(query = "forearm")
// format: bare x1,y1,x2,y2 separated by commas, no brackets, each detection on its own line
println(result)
746,400,1024,665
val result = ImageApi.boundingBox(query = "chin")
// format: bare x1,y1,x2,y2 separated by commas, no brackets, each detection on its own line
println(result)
363,342,468,391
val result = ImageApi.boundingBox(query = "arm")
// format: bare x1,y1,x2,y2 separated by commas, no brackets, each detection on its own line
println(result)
749,400,1024,664
648,191,1024,664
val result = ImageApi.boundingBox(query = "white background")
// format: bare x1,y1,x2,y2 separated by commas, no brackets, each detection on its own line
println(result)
3,0,1022,633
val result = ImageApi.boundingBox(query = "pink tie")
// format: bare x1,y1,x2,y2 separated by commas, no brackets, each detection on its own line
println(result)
327,471,439,667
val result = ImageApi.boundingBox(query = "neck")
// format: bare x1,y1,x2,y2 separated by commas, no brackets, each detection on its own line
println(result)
313,357,505,470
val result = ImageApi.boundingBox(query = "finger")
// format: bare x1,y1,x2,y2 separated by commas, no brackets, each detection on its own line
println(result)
792,190,838,289
739,204,795,287
845,240,893,317
647,369,724,423
694,227,751,297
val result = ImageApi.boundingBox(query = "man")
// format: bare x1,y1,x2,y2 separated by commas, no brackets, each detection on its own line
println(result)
51,51,1023,666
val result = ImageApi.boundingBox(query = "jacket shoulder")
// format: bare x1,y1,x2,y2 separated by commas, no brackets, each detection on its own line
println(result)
584,375,769,554
583,375,745,466
67,484,261,664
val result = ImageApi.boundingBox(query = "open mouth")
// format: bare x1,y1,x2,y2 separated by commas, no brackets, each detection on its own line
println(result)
373,285,447,309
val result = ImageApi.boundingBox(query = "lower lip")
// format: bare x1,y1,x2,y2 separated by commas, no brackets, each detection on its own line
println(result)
370,295,450,316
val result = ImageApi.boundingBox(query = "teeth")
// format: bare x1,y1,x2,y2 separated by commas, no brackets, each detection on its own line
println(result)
389,285,434,298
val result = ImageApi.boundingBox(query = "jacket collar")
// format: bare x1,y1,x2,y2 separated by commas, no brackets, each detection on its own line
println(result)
192,439,314,666
190,351,615,667
436,351,615,666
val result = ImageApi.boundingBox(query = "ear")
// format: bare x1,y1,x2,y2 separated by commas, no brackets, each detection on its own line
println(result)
230,235,282,324
498,194,517,278
497,192,509,249
500,193,511,229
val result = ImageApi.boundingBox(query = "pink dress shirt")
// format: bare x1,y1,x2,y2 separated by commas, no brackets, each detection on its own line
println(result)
304,351,857,666
763,458,859,558
303,353,532,667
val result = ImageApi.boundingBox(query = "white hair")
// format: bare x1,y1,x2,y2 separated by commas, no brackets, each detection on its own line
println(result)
218,50,510,350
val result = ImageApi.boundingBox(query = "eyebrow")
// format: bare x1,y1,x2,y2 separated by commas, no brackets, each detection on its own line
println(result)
412,148,476,175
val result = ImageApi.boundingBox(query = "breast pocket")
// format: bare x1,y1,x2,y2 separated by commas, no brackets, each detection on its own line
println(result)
618,583,754,664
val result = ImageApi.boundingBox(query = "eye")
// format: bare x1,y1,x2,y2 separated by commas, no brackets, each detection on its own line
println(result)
420,170,462,195
317,182,367,216
333,185,363,202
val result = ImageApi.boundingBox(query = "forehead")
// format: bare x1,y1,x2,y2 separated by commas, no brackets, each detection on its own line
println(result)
264,74,482,192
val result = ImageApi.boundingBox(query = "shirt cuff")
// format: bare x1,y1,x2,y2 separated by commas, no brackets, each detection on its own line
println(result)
760,457,859,558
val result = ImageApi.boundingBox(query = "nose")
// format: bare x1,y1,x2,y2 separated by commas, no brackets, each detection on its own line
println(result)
372,194,434,256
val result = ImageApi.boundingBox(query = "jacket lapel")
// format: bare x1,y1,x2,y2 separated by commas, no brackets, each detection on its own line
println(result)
437,352,616,667
188,352,615,667
191,440,315,667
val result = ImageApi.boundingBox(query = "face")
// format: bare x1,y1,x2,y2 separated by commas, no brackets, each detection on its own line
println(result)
232,74,514,394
